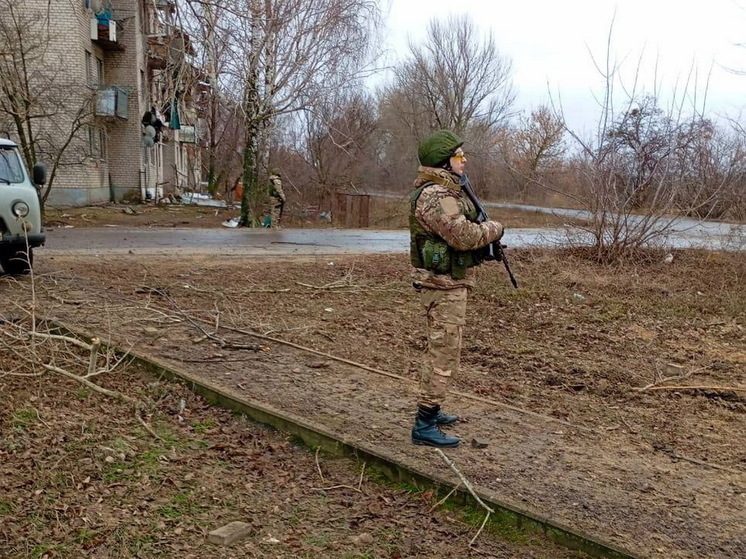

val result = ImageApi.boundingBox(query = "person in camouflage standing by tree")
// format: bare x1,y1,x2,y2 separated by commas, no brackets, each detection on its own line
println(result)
263,168,286,228
409,130,504,448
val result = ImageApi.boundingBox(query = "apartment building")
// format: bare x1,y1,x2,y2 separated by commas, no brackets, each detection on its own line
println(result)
1,0,203,206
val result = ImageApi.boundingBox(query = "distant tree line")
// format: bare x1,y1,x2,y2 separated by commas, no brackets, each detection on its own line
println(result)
179,3,744,231
2,0,743,259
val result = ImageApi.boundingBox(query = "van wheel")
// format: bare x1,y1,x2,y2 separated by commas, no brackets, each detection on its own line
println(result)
0,248,33,275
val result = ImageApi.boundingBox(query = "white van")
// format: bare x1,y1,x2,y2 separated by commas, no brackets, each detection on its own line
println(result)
0,138,46,274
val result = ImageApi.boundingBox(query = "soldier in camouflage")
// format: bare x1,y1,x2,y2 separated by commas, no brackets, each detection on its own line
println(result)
264,168,286,228
409,130,504,448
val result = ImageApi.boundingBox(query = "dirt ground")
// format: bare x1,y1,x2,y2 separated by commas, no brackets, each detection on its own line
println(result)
1,346,581,559
2,206,745,558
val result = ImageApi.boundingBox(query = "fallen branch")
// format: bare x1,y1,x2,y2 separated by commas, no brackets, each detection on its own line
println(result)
638,385,746,393
51,295,92,306
222,342,268,352
311,452,365,493
181,357,260,363
429,482,462,512
435,449,494,514
137,411,164,441
215,323,594,433
296,281,356,290
89,346,133,379
87,337,101,377
638,364,698,391
32,331,92,351
357,462,366,491
314,484,362,492
668,451,742,473
43,363,141,406
471,511,492,548
33,407,50,429
435,449,494,547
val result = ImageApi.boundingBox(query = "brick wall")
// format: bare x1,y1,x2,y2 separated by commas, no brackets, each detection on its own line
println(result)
2,0,197,207
1,1,146,206
102,0,147,203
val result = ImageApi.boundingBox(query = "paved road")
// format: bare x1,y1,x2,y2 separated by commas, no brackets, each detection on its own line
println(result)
43,220,744,257
43,227,411,256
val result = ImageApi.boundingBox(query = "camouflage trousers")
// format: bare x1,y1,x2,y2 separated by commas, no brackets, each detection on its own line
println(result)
262,198,283,227
269,197,283,227
418,286,467,408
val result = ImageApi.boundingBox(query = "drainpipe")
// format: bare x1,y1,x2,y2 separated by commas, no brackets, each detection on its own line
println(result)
139,168,147,202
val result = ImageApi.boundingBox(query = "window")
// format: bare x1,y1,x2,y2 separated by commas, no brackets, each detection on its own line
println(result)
0,147,25,183
96,57,104,86
86,51,103,88
99,128,107,159
85,51,93,86
88,126,106,159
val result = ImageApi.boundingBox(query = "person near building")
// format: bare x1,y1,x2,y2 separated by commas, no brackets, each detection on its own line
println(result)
263,168,286,228
409,129,504,448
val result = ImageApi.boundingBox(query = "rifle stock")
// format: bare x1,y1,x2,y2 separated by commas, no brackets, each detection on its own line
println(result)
461,174,518,289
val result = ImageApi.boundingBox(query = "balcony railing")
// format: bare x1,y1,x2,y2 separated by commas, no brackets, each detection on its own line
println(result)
146,38,169,69
177,126,196,144
90,17,124,51
96,86,128,119
146,24,196,69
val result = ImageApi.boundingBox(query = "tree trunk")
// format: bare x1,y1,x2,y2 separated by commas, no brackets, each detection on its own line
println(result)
239,119,260,227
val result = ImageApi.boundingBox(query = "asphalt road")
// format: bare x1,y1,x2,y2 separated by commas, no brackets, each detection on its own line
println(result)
43,227,412,256
42,220,745,257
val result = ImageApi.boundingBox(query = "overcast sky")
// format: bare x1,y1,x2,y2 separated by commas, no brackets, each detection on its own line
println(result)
382,0,746,132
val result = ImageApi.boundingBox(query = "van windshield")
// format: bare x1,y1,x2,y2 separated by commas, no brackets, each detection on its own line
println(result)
0,147,25,184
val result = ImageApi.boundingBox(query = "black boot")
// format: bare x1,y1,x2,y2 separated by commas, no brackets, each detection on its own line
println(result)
435,409,459,426
412,405,460,448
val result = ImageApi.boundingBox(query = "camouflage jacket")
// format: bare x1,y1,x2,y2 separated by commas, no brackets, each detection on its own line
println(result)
410,166,503,289
268,175,286,202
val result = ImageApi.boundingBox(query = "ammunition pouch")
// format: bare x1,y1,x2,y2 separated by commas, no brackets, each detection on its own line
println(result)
419,238,483,280
421,239,451,274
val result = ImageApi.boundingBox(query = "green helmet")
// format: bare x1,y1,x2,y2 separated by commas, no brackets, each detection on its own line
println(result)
418,130,464,168
270,168,281,176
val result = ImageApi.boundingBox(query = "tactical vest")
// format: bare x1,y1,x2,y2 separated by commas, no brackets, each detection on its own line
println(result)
409,179,485,280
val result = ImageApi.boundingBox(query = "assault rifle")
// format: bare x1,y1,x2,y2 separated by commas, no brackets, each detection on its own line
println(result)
461,174,518,289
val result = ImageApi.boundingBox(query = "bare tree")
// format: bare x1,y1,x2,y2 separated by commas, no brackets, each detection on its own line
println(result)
297,92,377,202
384,14,515,139
184,0,380,226
502,106,565,201
180,1,245,197
601,95,680,209
374,14,515,201
0,0,93,207
671,117,746,220
535,21,738,262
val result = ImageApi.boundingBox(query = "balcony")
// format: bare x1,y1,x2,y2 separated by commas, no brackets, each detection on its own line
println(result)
90,17,124,51
147,38,169,69
177,126,197,144
96,86,128,119
154,0,176,11
147,26,196,69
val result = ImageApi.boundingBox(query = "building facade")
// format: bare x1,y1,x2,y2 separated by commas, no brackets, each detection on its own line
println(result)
0,0,203,206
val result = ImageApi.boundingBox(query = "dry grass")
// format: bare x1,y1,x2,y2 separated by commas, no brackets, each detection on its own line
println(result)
0,332,584,559
2,247,744,558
